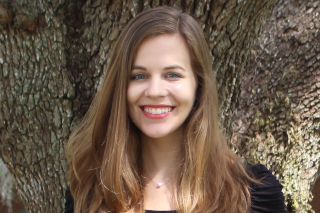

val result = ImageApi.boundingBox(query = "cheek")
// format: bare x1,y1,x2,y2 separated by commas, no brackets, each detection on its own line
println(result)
127,84,138,105
127,84,144,121
126,93,137,122
172,81,197,103
127,83,146,101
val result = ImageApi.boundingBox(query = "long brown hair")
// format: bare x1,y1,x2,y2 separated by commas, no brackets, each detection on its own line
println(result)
66,6,255,213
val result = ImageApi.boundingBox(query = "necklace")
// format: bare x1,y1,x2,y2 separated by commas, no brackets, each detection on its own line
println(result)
143,172,169,189
151,179,168,189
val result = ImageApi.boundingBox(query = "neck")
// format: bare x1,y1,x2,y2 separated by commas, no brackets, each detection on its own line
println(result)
141,133,182,181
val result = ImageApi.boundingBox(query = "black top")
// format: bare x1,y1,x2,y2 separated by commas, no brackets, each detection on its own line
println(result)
65,164,286,213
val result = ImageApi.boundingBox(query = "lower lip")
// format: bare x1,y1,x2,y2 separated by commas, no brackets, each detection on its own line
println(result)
141,109,172,119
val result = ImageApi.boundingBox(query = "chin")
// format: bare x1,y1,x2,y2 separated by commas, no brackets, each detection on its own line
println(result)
143,131,170,139
140,125,182,140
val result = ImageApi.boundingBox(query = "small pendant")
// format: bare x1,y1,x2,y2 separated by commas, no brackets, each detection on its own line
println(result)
156,182,164,188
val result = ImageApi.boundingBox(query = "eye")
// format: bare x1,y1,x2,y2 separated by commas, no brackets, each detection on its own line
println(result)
166,72,182,79
131,73,147,80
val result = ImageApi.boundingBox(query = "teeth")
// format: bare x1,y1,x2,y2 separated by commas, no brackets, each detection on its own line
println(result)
144,107,172,114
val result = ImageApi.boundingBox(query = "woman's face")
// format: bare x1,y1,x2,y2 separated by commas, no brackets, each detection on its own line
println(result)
127,34,197,140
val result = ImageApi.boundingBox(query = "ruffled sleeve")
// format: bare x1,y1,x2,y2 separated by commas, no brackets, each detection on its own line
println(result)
64,187,74,213
248,164,286,213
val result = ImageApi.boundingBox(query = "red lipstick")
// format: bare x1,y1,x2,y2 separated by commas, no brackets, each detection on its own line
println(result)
140,105,174,119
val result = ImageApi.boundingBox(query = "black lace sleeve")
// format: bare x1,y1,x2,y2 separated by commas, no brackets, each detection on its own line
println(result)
64,187,74,213
248,164,287,213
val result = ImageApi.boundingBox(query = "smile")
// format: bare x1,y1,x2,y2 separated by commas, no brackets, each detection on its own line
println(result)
140,105,175,119
144,107,173,114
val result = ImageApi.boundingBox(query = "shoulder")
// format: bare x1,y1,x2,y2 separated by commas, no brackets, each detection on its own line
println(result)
247,164,287,213
64,187,74,213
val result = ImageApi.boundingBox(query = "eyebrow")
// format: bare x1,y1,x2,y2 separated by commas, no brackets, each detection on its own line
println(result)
132,65,147,70
164,65,186,71
132,65,186,71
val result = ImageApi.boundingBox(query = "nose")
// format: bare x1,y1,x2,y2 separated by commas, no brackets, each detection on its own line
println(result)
145,77,168,98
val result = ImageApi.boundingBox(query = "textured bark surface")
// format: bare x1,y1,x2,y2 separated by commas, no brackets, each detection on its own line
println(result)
0,0,304,212
232,0,320,212
0,0,72,212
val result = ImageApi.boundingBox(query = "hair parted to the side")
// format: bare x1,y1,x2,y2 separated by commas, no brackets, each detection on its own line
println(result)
66,6,256,213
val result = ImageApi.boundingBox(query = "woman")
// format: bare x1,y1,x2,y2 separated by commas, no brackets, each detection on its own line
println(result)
65,6,286,213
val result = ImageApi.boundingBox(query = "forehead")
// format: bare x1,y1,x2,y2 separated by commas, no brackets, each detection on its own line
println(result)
133,34,191,67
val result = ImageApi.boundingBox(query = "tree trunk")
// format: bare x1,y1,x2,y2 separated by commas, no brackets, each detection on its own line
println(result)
232,0,320,212
0,0,75,212
2,0,314,212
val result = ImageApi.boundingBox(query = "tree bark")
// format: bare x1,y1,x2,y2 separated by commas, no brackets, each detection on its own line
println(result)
232,0,320,212
0,0,74,212
4,0,314,212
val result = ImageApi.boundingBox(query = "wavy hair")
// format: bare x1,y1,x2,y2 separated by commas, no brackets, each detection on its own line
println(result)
66,6,255,213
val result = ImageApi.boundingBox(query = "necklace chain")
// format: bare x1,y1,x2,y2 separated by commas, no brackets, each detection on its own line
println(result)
142,172,169,189
150,178,169,189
